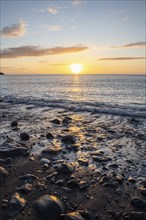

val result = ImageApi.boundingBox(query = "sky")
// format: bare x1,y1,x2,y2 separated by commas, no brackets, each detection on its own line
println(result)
0,0,146,74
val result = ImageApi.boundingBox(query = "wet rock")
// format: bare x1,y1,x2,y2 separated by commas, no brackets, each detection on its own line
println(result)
17,183,32,193
128,211,146,220
128,177,136,183
62,117,72,124
61,135,76,144
0,144,28,157
0,166,9,183
34,194,65,220
20,132,30,141
56,162,73,174
46,132,54,139
7,193,26,217
90,150,104,156
78,158,89,166
41,146,62,155
11,121,18,127
131,197,146,208
116,175,124,184
18,174,39,183
92,156,109,162
67,179,78,187
40,158,51,165
139,187,146,196
51,119,61,124
109,163,118,168
79,181,89,190
62,212,85,220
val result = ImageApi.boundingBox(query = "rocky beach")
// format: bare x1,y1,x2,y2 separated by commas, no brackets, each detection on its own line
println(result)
0,100,146,220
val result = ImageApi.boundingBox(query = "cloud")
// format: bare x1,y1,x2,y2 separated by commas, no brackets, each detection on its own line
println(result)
47,7,59,14
111,42,146,48
47,25,63,31
72,0,82,7
0,21,26,38
98,57,146,61
1,45,88,59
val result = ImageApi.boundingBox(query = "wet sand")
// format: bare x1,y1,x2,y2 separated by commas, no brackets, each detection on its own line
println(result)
0,102,146,220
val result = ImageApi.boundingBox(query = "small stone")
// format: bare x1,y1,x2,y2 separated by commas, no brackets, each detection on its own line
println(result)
131,197,146,208
18,174,38,182
116,175,124,184
0,166,9,183
128,177,136,183
7,193,26,217
51,119,61,124
62,212,85,220
41,147,62,155
46,133,54,139
20,132,30,141
139,188,146,196
34,194,65,220
78,158,89,166
11,121,18,127
17,183,32,193
79,181,89,190
40,158,51,165
61,135,76,144
62,117,72,124
56,162,73,174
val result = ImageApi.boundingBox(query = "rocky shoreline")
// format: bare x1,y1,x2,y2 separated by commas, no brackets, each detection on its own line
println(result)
0,102,146,220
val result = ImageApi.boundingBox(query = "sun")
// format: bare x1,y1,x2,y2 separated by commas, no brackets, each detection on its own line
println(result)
70,63,83,74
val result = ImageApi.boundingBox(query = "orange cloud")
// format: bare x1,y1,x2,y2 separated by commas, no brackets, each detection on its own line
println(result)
1,45,88,58
98,57,146,61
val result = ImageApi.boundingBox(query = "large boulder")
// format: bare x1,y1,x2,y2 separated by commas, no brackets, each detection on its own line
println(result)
62,212,85,220
34,194,65,220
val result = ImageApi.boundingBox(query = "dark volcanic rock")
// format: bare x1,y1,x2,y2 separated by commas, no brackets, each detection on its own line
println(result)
139,187,146,196
0,166,9,183
56,162,73,174
46,132,54,139
18,174,39,182
131,197,146,208
20,132,30,141
62,117,72,124
17,183,32,193
34,194,65,220
128,211,146,220
11,121,18,127
0,144,28,157
7,193,26,217
51,119,61,124
62,212,85,220
41,146,62,155
61,135,76,144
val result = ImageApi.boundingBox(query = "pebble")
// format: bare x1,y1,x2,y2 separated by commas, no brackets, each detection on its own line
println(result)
56,162,73,174
34,194,65,220
46,132,54,139
40,158,51,165
18,174,39,182
41,146,62,155
0,166,9,183
131,197,146,208
139,187,146,196
7,193,26,217
61,135,76,144
20,132,30,141
16,183,32,193
128,177,136,183
51,119,61,124
62,212,85,220
11,121,18,127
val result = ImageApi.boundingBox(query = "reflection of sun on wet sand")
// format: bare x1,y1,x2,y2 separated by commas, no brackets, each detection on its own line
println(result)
0,101,146,219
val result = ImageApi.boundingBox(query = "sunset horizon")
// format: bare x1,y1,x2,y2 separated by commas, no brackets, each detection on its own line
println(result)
1,0,145,74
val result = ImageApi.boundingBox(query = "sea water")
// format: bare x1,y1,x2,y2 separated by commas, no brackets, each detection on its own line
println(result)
0,74,146,118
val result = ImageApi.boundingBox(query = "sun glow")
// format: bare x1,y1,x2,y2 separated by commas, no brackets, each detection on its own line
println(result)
70,63,83,74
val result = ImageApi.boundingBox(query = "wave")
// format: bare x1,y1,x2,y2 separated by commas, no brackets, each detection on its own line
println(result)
2,95,146,118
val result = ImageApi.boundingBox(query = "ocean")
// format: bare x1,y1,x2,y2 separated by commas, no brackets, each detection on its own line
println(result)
0,74,145,118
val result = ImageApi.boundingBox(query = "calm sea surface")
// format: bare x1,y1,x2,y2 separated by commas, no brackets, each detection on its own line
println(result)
0,74,146,117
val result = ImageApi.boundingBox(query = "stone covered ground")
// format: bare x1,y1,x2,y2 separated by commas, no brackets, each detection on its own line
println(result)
0,102,146,220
